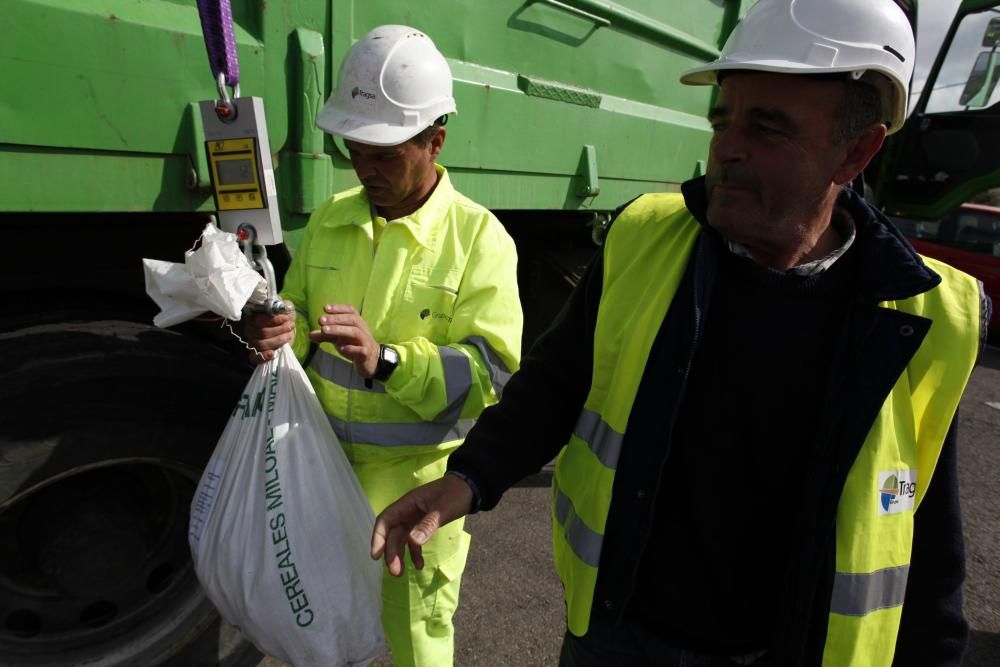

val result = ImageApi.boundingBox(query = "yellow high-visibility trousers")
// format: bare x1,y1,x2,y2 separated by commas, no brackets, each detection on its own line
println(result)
379,522,470,667
354,455,471,667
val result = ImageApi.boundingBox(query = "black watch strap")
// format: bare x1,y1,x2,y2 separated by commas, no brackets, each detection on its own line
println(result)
372,344,399,382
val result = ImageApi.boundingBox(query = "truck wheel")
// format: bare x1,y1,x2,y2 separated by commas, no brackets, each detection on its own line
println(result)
0,320,261,666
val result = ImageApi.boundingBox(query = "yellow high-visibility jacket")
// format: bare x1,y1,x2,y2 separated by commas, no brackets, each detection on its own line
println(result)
281,165,522,511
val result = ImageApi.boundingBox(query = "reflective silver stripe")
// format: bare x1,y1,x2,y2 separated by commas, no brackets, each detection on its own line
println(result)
829,565,910,616
572,409,624,469
554,484,603,568
308,344,477,411
461,336,513,397
436,345,473,422
310,344,475,446
308,347,385,393
328,414,476,447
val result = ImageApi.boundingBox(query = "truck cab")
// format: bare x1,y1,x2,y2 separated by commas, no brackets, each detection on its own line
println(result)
876,1,1000,337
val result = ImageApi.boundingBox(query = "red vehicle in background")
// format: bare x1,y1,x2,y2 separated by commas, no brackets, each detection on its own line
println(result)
892,203,1000,338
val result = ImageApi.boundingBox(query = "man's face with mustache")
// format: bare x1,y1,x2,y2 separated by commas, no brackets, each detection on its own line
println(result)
705,72,851,257
345,131,442,219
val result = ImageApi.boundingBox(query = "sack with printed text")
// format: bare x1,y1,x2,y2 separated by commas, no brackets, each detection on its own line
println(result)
189,344,384,667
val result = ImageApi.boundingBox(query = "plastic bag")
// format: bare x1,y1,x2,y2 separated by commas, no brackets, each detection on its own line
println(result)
189,345,385,667
143,223,268,327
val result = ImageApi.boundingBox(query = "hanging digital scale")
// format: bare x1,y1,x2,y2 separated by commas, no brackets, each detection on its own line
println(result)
199,96,282,246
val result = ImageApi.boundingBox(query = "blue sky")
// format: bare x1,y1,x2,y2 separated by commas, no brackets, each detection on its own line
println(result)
914,0,963,95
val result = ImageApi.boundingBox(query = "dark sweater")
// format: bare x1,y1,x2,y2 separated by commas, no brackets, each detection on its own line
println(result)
628,239,857,654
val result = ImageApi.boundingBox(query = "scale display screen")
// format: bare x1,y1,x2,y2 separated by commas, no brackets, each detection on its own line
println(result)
216,158,255,186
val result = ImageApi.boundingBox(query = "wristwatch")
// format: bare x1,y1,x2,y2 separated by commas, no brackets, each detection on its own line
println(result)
372,344,400,382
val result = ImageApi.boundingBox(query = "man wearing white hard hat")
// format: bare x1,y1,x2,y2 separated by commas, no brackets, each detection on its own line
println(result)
245,25,522,667
371,1,990,665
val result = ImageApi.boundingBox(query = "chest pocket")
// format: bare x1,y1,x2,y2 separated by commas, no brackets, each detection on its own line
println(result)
303,233,368,311
401,265,462,343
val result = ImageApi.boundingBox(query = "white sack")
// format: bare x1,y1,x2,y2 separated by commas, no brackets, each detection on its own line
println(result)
143,223,268,327
189,345,385,667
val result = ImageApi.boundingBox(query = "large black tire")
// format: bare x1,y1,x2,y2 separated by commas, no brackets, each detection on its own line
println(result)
0,320,261,666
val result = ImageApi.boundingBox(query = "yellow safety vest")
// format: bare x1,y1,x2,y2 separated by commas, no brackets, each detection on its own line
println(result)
551,193,980,665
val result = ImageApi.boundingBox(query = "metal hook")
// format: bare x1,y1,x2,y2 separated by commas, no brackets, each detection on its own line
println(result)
216,72,232,106
236,223,287,316
215,72,240,120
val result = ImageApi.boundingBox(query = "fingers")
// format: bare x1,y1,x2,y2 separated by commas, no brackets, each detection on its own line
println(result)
373,504,425,577
247,349,272,365
380,524,431,576
409,542,424,572
309,305,378,375
307,330,370,370
409,511,442,547
256,323,295,342
308,324,363,345
385,525,412,576
371,517,389,559
323,304,359,316
245,312,295,353
249,311,294,330
308,306,365,346
317,305,370,335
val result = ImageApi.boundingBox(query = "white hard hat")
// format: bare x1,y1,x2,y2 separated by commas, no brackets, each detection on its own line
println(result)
316,25,456,146
680,0,915,134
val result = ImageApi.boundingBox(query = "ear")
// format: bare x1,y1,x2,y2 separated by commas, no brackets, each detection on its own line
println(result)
832,123,887,186
428,127,446,160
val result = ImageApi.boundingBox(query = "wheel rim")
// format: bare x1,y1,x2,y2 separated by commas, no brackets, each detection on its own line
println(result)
0,460,204,656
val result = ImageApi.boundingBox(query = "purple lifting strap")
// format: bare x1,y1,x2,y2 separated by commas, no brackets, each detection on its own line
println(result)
196,0,240,88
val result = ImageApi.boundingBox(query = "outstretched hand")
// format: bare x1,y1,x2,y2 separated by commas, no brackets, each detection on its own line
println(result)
371,474,476,576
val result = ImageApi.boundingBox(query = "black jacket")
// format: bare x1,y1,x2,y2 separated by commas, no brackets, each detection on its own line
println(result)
449,178,980,666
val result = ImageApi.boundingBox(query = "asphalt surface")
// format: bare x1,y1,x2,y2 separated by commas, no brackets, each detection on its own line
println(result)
956,344,1000,667
261,345,1000,667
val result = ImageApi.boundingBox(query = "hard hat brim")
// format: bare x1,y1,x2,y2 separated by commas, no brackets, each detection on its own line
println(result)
316,107,427,147
679,60,907,135
680,59,873,84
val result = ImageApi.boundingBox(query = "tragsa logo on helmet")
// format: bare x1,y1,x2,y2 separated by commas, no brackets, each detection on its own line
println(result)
351,86,375,100
877,470,917,515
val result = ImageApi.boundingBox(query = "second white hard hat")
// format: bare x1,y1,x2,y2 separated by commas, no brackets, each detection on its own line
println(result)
316,25,456,146
680,0,915,134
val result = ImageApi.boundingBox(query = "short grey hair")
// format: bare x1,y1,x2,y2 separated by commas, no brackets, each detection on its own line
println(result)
410,115,448,147
832,78,884,144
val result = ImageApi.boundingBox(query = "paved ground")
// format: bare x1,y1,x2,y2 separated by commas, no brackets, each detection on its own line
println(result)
260,345,1000,667
956,345,1000,666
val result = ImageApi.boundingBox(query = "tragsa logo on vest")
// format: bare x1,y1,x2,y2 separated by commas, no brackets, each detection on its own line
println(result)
878,470,917,515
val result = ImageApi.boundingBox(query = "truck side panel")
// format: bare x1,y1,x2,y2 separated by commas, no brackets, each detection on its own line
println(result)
1,0,749,227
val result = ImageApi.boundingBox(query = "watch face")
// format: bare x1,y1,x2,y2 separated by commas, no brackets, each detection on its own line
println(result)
383,346,399,364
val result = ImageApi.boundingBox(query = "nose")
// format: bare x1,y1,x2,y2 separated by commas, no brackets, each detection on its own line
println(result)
710,123,749,164
351,154,378,182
